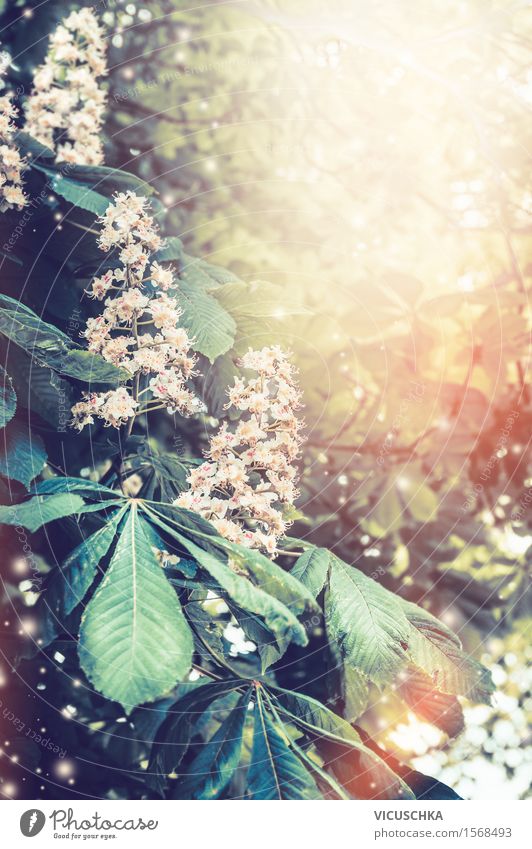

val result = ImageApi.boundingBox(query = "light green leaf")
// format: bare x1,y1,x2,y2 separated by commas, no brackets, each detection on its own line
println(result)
78,505,193,713
290,547,330,597
173,275,236,363
401,600,494,702
343,666,370,722
179,254,241,290
40,506,128,646
325,556,411,685
0,492,87,533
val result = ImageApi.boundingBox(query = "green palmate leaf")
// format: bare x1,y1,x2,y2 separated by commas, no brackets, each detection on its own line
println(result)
271,685,365,744
401,600,494,702
343,667,370,722
140,503,226,561
78,505,193,713
6,352,73,428
397,667,465,738
32,165,110,216
234,543,316,615
143,503,312,615
325,556,411,686
248,690,320,800
148,679,245,792
270,687,413,799
0,296,126,384
0,492,87,533
57,163,155,199
179,254,242,290
290,547,330,597
173,275,236,362
176,688,251,799
0,420,47,487
0,365,16,428
39,506,129,646
269,684,402,797
143,507,308,650
152,503,316,613
33,476,121,500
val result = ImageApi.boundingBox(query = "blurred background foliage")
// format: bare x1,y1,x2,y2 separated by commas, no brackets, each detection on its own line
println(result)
0,0,530,799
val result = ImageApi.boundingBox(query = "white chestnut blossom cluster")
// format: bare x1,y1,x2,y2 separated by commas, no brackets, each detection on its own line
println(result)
71,191,201,430
25,7,107,165
0,75,27,211
176,347,303,554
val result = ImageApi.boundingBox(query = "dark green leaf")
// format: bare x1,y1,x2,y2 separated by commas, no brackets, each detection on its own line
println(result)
0,298,126,384
248,691,320,800
200,351,240,418
33,476,121,500
176,688,251,799
0,420,47,487
0,365,16,428
148,679,244,793
33,165,110,215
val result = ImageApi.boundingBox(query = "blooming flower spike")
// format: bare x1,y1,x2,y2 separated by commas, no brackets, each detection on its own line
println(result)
71,191,202,430
175,346,304,555
0,69,27,211
25,7,107,165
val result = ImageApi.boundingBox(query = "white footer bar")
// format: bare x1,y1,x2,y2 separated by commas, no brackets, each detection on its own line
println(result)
1,799,530,848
